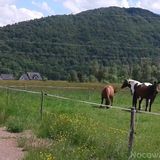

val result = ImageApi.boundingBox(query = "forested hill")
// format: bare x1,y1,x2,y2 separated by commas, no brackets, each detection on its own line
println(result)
0,7,160,82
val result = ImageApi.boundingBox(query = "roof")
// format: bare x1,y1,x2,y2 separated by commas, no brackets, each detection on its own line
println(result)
19,74,29,80
19,72,42,80
0,74,14,80
27,72,42,80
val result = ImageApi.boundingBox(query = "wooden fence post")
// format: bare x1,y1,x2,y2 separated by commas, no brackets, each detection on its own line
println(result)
6,87,9,107
128,107,136,154
40,91,44,120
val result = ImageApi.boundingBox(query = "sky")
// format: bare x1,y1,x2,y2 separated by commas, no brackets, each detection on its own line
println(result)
0,0,160,26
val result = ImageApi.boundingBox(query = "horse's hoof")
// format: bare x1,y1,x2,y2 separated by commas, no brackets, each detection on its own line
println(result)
99,106,103,109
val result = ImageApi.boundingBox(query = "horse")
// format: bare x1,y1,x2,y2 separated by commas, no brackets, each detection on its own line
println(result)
100,85,116,108
121,79,152,110
121,79,152,95
133,82,160,112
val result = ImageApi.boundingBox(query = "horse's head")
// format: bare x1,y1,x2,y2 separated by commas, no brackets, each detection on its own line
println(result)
153,81,160,93
121,79,131,89
157,82,160,92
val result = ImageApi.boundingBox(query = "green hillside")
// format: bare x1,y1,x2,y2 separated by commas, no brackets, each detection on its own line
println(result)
0,7,160,82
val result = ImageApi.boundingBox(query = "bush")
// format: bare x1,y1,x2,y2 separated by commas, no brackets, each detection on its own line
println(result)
36,113,128,160
6,116,24,133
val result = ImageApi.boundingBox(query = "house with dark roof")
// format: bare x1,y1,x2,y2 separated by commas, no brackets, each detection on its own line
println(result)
19,72,42,80
0,74,15,80
19,74,29,80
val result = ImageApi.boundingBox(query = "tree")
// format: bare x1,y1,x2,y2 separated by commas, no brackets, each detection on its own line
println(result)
89,60,99,76
141,62,152,81
89,75,98,82
68,70,79,82
118,66,129,81
132,64,142,81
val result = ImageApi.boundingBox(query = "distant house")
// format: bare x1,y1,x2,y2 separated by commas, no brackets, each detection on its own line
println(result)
0,74,15,80
19,74,29,80
19,72,42,80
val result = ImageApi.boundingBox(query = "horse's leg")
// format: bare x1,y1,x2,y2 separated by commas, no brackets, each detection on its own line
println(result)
145,99,149,111
138,98,143,110
149,101,152,112
110,96,113,106
100,97,103,108
105,98,110,109
132,93,137,109
149,98,155,112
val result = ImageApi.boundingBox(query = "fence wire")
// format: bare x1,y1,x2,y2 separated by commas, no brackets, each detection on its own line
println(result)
0,85,160,116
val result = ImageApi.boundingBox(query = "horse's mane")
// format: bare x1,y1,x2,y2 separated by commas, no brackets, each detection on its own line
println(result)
128,79,141,83
127,79,141,95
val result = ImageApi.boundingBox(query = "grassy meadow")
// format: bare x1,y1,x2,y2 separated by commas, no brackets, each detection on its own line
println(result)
0,81,159,160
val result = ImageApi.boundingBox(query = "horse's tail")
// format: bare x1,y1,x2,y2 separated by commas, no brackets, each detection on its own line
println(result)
110,84,120,93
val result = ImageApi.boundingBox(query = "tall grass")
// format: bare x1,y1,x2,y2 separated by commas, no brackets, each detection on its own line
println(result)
0,81,159,159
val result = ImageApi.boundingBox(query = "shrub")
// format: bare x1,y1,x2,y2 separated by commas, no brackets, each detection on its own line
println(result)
6,116,24,133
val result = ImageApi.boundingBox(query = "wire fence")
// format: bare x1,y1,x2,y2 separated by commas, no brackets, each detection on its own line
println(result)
0,85,160,154
0,85,160,116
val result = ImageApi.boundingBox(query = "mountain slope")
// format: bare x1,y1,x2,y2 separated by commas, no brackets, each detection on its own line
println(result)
0,7,160,81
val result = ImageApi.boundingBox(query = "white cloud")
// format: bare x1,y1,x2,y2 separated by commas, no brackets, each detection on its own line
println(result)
0,1,43,27
57,0,129,13
120,0,129,8
0,0,15,5
1,0,160,26
32,1,55,14
136,0,160,14
55,0,160,14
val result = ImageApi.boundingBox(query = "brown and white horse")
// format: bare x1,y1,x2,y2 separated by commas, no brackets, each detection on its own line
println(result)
100,85,116,108
133,82,160,112
121,79,159,112
121,79,152,110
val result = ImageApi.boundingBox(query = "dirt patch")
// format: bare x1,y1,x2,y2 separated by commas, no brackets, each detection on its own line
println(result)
19,130,52,149
0,127,53,160
0,127,25,160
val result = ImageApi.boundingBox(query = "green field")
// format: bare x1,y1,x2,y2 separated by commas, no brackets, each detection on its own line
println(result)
0,81,159,160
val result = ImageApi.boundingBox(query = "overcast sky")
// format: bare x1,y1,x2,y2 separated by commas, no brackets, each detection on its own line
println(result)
0,0,160,26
